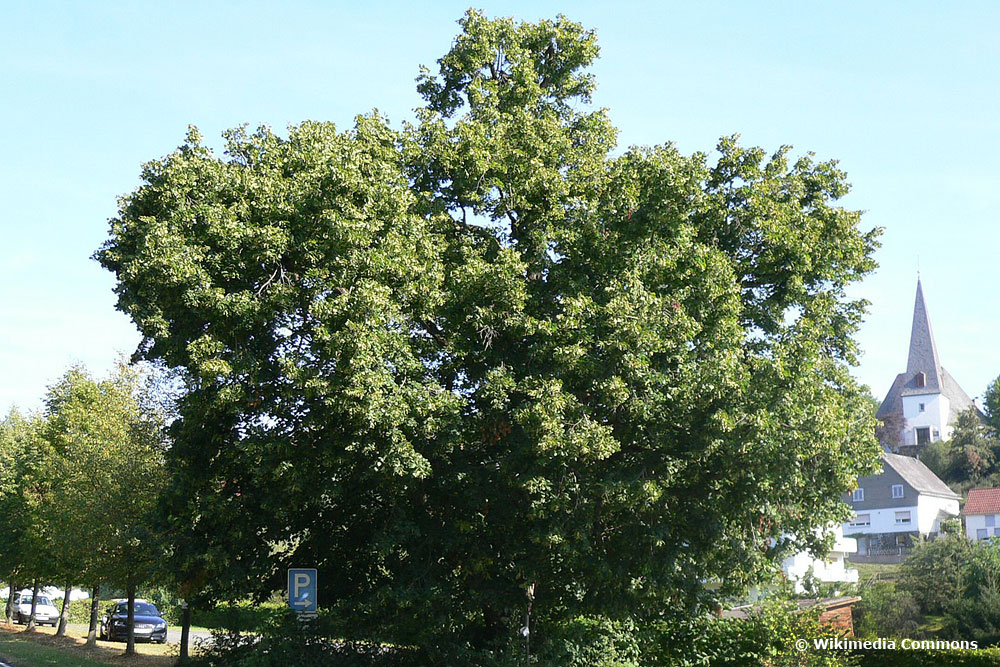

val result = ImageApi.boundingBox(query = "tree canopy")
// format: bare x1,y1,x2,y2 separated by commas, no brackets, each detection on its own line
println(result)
96,9,882,656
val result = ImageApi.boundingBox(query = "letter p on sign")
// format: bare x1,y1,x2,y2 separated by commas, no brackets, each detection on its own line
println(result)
287,568,318,612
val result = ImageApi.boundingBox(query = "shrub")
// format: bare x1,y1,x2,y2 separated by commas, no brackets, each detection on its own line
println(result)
853,646,1000,666
188,610,421,666
537,615,642,667
902,536,975,615
189,603,859,666
67,598,96,625
853,582,921,639
191,599,284,632
947,574,1000,647
650,603,858,666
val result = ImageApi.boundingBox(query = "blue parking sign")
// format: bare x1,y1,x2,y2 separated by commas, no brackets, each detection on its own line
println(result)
288,568,318,612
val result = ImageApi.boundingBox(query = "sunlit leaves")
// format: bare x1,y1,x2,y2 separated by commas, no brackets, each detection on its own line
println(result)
97,9,882,655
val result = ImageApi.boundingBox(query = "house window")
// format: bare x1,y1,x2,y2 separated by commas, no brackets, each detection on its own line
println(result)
892,484,904,499
994,528,1000,538
916,372,926,388
919,403,925,412
916,427,931,445
987,515,995,528
978,528,988,540
895,511,911,525
851,513,870,527
853,488,864,502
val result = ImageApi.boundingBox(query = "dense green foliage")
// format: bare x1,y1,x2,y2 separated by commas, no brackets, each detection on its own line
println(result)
853,648,1000,666
855,536,1000,650
921,407,1000,497
902,536,976,616
853,581,922,639
0,364,168,653
192,602,857,666
986,377,1000,437
96,9,881,658
0,410,46,616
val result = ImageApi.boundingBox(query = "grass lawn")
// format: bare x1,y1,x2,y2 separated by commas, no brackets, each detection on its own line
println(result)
853,561,904,583
0,623,184,666
917,614,949,635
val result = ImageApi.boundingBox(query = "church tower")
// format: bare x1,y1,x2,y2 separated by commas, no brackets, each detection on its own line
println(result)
876,279,977,451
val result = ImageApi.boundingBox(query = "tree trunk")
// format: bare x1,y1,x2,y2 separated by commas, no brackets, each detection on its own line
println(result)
85,584,100,647
180,601,191,662
125,585,136,656
25,579,39,631
56,579,72,636
4,582,16,624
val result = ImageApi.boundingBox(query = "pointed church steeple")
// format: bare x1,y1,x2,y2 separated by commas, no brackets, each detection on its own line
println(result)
877,277,978,450
905,278,941,393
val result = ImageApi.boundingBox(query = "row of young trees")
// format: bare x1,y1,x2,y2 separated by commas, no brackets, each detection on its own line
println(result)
0,364,168,656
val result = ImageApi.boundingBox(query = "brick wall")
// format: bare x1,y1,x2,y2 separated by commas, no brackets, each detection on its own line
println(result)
819,603,855,636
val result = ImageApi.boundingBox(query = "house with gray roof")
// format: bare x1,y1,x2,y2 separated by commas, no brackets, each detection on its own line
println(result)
843,453,959,558
876,278,978,451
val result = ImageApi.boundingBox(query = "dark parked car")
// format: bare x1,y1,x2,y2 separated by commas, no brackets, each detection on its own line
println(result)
99,600,167,643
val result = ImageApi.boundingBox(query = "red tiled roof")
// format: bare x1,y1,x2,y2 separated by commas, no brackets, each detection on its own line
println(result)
963,488,1000,515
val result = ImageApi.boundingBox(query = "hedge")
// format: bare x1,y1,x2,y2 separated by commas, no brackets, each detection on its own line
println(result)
854,647,1000,666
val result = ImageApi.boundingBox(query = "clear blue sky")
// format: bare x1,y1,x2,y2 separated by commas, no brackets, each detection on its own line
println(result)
2,1,998,414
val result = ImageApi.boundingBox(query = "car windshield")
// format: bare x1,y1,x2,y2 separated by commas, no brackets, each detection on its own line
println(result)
115,602,160,616
21,596,51,606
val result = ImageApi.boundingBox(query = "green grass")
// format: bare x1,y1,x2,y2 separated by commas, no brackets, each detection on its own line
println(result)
0,633,109,666
0,624,180,666
853,561,904,583
917,614,949,634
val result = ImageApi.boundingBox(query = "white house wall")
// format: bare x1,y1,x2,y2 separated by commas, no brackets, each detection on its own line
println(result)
844,504,919,535
965,514,1000,540
916,494,959,534
781,551,859,593
901,393,951,445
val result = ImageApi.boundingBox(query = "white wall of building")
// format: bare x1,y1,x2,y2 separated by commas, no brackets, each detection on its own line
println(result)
844,504,919,535
965,514,1000,541
843,496,958,538
781,527,858,593
917,494,960,534
901,393,951,446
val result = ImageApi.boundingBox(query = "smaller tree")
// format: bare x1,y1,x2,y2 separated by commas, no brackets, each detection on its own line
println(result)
986,375,1000,439
0,409,39,623
919,438,951,481
948,407,999,485
944,539,1000,646
853,581,921,639
902,534,974,615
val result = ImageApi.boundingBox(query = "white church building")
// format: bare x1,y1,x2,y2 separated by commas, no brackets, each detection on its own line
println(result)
875,278,978,451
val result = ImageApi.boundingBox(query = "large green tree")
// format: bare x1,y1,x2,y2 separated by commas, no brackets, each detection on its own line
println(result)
96,10,881,656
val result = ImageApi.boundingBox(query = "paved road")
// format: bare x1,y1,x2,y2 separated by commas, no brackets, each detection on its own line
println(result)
64,623,213,646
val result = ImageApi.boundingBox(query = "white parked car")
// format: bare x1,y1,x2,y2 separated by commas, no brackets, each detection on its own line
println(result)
14,593,59,627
